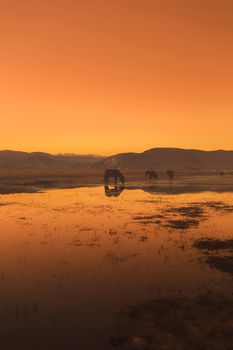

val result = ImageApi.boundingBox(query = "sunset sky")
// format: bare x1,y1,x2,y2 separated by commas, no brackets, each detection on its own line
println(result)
0,0,232,155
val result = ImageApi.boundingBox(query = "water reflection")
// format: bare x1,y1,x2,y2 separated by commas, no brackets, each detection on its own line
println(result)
0,187,233,349
104,185,125,197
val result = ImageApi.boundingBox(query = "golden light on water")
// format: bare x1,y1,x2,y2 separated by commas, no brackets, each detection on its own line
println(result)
1,186,233,347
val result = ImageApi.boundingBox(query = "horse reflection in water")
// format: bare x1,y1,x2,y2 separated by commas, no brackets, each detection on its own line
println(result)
104,185,125,197
104,169,125,197
145,170,158,182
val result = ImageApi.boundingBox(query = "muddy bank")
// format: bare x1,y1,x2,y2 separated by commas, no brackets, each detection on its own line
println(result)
2,173,233,194
0,183,39,194
128,183,233,195
0,178,100,194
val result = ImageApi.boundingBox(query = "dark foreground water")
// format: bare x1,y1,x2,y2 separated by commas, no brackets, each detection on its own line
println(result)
0,186,233,349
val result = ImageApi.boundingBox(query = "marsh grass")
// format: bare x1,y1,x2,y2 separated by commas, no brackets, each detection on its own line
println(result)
166,219,199,230
194,238,233,276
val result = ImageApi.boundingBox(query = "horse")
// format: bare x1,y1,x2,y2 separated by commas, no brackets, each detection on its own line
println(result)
104,169,125,185
166,170,175,180
145,170,158,182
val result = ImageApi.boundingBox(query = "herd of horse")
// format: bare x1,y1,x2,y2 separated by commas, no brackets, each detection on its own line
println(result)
104,168,175,185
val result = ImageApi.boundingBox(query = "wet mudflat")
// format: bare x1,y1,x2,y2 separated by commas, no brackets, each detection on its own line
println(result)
0,187,233,349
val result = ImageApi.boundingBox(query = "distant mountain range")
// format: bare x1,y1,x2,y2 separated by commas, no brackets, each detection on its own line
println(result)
0,150,105,169
97,148,233,171
1,148,233,171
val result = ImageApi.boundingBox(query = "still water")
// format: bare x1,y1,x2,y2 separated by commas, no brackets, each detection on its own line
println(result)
0,186,233,349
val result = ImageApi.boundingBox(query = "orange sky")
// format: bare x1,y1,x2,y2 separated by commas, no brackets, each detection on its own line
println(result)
0,0,232,155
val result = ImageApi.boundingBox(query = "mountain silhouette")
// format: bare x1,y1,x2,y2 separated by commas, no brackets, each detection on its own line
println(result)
1,148,233,171
95,148,233,170
0,150,105,169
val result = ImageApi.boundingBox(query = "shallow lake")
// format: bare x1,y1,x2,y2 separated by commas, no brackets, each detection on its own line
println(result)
0,186,233,349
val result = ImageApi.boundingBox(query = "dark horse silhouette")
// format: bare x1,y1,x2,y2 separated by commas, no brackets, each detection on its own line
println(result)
166,170,175,180
145,170,158,182
104,185,124,197
104,169,125,185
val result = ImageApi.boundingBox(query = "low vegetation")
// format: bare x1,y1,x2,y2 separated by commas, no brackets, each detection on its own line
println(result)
110,294,233,350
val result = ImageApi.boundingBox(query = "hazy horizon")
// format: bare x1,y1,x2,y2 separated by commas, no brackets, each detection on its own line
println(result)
1,146,233,157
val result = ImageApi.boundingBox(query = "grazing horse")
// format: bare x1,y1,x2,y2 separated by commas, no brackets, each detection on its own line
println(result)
145,170,158,182
166,170,175,180
104,169,125,185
